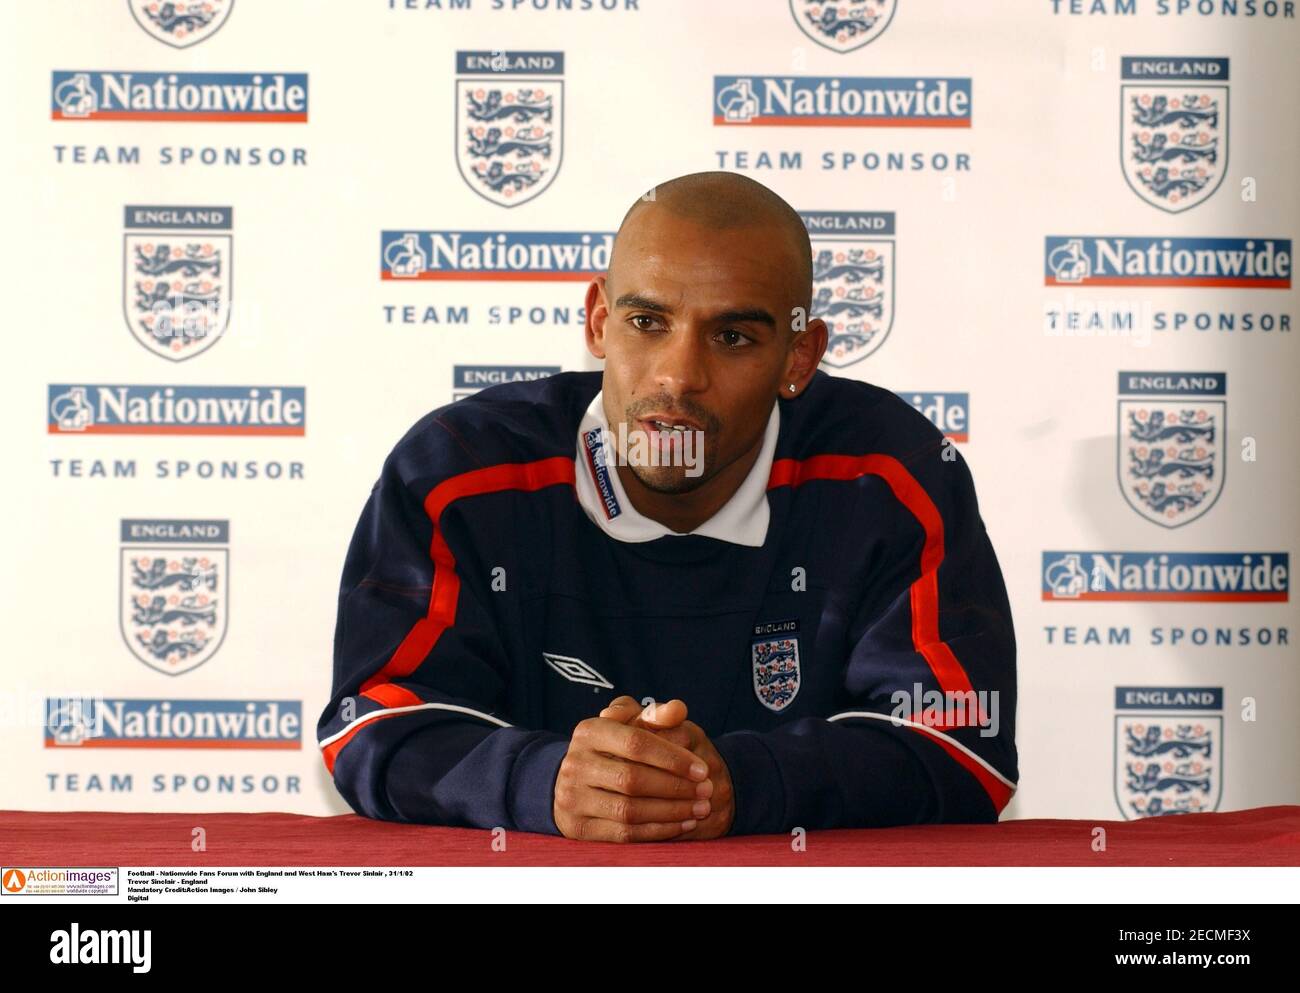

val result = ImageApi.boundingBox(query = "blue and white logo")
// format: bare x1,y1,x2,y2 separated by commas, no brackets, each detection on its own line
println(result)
752,620,801,713
1115,686,1222,819
1042,551,1288,602
380,230,610,281
48,384,306,436
453,365,559,401
801,211,895,368
45,697,300,749
789,0,897,54
456,51,563,208
119,519,228,676
128,0,235,48
1117,371,1225,528
1045,236,1291,289
52,71,307,123
1120,57,1228,213
123,205,231,361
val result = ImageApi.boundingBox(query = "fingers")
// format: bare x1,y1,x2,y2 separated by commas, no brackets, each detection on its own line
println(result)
598,695,643,723
599,696,688,731
569,816,698,844
575,719,709,782
652,723,697,752
634,699,688,729
584,751,714,801
591,701,702,767
568,783,710,826
554,701,714,845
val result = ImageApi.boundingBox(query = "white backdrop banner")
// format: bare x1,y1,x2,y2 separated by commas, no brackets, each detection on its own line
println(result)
3,0,1296,823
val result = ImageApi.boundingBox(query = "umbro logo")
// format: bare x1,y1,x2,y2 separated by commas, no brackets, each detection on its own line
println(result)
543,651,613,689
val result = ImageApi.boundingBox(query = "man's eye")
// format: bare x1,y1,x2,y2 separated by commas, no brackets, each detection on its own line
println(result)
717,328,752,348
630,315,660,331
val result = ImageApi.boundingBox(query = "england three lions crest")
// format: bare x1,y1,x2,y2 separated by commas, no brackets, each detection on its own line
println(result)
789,0,896,54
802,210,895,369
456,51,563,209
119,519,229,676
752,620,802,713
1117,371,1225,528
123,205,232,362
1120,57,1229,213
128,0,234,48
1114,686,1222,819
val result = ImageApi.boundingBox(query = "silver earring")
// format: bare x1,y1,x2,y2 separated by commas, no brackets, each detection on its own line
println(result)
787,384,796,393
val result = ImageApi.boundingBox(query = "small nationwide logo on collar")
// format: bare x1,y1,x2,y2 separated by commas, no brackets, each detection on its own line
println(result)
582,426,621,520
543,651,614,690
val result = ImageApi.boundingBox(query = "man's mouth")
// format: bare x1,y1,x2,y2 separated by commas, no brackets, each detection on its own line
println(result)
638,415,704,437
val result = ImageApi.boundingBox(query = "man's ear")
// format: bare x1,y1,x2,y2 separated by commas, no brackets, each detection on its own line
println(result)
585,275,609,359
784,316,829,390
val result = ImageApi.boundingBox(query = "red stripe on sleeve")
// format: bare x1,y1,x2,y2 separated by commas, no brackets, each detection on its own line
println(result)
324,457,576,774
769,454,1011,812
768,454,974,695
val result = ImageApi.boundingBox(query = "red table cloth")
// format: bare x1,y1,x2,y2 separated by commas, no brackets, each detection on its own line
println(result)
3,805,1297,866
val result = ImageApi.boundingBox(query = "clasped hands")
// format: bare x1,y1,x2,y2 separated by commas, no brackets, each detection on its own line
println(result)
552,696,735,843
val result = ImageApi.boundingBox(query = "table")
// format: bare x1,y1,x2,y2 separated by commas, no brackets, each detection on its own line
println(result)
3,805,1298,866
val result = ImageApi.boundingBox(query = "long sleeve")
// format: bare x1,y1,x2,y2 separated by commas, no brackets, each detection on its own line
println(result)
712,442,1018,835
317,430,570,835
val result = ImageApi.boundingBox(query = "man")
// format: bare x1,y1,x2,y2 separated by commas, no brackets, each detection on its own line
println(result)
318,172,1018,842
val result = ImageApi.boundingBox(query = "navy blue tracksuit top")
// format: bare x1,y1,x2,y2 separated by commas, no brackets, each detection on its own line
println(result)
318,369,1019,835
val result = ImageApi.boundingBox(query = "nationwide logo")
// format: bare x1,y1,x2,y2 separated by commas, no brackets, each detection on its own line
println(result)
1117,371,1224,528
714,74,970,127
1044,236,1291,288
381,230,610,281
453,365,560,401
1043,552,1288,602
44,697,299,749
899,391,968,441
801,210,895,367
51,71,308,122
123,204,232,361
1115,685,1222,819
119,519,229,675
1121,57,1227,213
790,0,897,54
456,51,563,207
48,385,306,436
128,0,235,48
582,427,621,520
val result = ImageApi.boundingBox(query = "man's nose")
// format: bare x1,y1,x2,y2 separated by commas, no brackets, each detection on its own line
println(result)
652,325,710,397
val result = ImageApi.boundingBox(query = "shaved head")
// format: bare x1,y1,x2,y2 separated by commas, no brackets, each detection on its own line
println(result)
609,172,813,318
583,170,827,530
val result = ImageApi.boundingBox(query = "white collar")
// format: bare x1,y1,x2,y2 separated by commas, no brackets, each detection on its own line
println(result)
573,389,779,546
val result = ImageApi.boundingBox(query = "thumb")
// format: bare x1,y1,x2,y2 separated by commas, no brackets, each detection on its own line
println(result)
598,695,644,723
598,697,688,730
633,698,687,730
652,724,695,752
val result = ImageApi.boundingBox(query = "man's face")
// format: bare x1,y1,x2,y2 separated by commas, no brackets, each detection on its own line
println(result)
586,208,803,494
